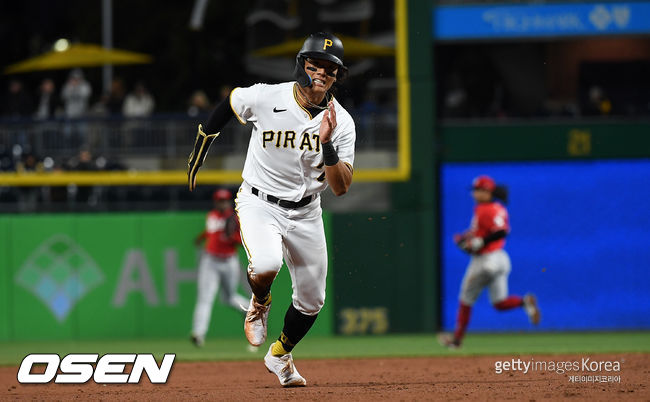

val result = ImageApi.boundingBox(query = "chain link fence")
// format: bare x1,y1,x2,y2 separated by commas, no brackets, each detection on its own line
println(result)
0,109,397,212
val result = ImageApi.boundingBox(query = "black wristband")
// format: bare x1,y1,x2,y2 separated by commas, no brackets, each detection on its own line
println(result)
483,229,507,245
322,142,339,166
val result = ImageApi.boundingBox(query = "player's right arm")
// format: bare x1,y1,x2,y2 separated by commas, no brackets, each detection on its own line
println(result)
195,230,207,245
480,204,509,245
187,99,234,189
187,85,261,190
458,205,509,253
453,211,479,252
320,102,355,196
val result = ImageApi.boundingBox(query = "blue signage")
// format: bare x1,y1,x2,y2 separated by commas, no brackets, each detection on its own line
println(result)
440,159,650,331
434,2,650,40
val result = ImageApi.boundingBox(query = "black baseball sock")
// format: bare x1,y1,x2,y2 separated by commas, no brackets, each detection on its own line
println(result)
273,303,318,354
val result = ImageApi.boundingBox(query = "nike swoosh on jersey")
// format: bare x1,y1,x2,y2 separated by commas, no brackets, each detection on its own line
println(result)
273,107,287,113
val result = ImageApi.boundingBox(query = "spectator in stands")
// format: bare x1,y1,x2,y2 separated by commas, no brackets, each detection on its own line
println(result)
15,150,42,210
2,79,33,119
67,148,95,171
61,69,92,119
106,78,126,116
17,154,39,172
34,78,60,120
66,148,96,204
442,72,469,118
123,82,155,117
218,85,232,102
584,85,612,116
0,144,13,171
121,81,155,147
42,156,68,204
61,69,92,148
88,93,110,117
187,90,211,117
1,80,33,146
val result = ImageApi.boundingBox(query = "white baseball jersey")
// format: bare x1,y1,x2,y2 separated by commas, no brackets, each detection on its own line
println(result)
230,82,356,201
231,81,355,316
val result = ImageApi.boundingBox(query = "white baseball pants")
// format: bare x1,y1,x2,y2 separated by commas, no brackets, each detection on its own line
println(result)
192,253,250,338
235,182,327,315
459,249,512,306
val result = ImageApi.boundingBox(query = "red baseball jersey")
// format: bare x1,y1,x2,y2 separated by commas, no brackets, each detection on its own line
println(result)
470,201,509,254
197,209,241,258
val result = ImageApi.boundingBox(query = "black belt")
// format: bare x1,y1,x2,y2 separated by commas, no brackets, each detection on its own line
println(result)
251,187,313,209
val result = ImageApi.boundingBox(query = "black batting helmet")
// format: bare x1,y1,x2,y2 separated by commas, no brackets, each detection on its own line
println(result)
293,32,348,87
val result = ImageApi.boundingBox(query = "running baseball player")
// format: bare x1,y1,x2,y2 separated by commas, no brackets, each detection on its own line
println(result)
187,32,355,386
190,188,250,347
439,175,540,349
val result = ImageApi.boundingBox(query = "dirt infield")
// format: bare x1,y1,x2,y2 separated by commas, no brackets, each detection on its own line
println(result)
2,353,647,400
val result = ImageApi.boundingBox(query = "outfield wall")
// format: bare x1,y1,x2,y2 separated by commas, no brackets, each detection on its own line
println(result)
0,208,434,341
438,159,650,331
0,212,333,341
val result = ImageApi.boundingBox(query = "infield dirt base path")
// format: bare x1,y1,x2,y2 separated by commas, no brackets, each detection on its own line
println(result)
2,353,648,401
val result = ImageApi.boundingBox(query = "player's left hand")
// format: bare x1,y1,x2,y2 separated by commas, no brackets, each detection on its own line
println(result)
319,101,337,144
457,236,484,253
224,215,238,238
453,233,467,244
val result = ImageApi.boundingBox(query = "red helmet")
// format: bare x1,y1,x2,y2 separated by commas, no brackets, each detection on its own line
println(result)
472,175,496,192
212,189,232,201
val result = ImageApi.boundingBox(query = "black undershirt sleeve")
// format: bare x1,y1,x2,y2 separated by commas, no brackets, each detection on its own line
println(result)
483,229,507,245
203,97,235,134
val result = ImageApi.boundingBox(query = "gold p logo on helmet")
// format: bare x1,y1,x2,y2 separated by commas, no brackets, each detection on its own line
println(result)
323,39,333,50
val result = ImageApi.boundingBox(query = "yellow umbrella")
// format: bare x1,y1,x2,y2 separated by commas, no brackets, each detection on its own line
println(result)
4,43,153,74
251,35,394,58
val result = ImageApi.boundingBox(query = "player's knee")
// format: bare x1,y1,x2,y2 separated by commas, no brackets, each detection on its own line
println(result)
293,289,325,315
293,298,323,315
459,295,476,306
248,253,282,276
198,292,214,304
247,254,281,293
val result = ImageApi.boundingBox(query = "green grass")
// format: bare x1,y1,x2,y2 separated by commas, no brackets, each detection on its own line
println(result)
0,332,648,366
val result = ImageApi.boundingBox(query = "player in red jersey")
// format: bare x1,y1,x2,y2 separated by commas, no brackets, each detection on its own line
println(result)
439,175,540,349
190,188,250,347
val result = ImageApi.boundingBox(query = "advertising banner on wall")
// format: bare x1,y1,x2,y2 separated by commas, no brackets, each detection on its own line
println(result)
434,2,650,40
1,212,333,341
